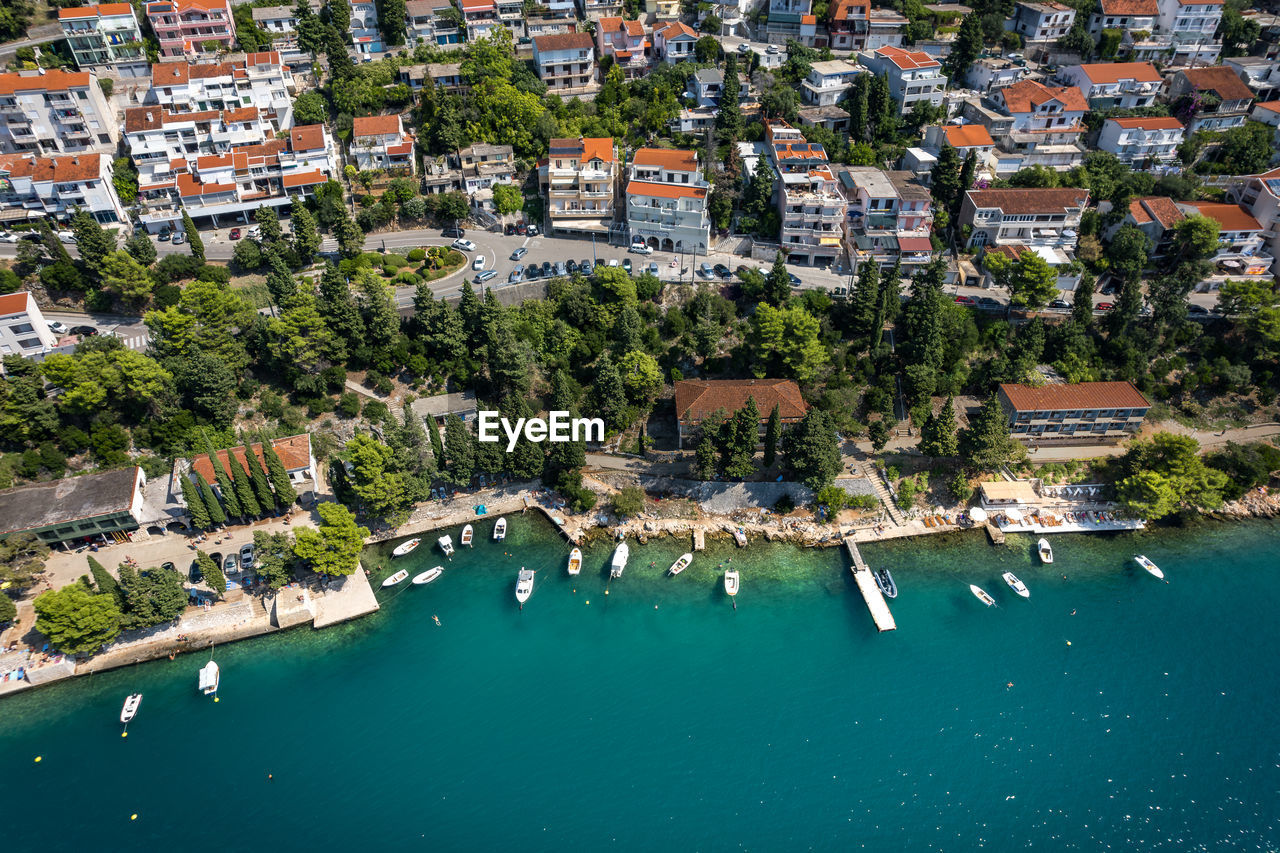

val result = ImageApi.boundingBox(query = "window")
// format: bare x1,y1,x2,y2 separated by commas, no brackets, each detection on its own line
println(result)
9,323,34,334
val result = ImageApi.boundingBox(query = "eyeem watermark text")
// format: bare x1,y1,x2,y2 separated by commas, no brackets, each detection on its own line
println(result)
477,411,604,452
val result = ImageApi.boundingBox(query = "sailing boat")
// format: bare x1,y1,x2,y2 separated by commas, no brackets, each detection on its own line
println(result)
198,661,220,696
120,693,142,724
460,524,473,547
566,547,582,576
493,517,507,541
515,568,535,607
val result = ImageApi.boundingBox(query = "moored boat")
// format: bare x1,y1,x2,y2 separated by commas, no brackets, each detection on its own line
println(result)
438,535,454,557
733,527,747,547
874,568,898,599
493,517,507,541
412,566,444,585
1134,554,1165,581
198,661,219,696
391,538,421,558
461,524,473,547
382,569,410,588
1002,571,1030,598
1037,538,1054,564
515,568,535,605
970,584,996,607
120,693,142,724
724,569,740,596
610,542,629,578
566,547,582,576
668,553,693,576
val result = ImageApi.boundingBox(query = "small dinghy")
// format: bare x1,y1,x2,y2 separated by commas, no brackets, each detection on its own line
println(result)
198,661,220,696
566,547,582,576
610,542,629,578
1037,538,1054,564
515,568,535,607
382,568,410,588
493,517,507,541
970,584,996,607
1002,571,1030,598
438,535,454,557
460,524,473,547
412,566,444,585
733,527,747,547
120,693,142,724
874,568,898,599
668,553,693,576
1134,554,1165,581
391,538,421,558
724,569,740,596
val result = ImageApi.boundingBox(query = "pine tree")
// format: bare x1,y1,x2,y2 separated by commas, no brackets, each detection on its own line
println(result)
959,396,1024,471
203,436,243,519
851,261,880,342
592,353,628,432
70,208,115,274
197,549,225,598
763,404,782,468
765,251,791,306
180,474,211,529
919,395,959,458
847,74,870,145
427,416,445,464
246,447,278,512
694,433,719,480
195,471,226,526
181,210,205,261
318,261,365,350
457,279,482,343
723,397,760,479
443,413,474,486
229,453,261,518
931,145,962,214
291,196,321,264
259,436,298,506
87,556,123,608
872,259,901,349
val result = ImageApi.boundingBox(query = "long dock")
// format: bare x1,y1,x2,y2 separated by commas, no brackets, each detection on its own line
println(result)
844,537,897,632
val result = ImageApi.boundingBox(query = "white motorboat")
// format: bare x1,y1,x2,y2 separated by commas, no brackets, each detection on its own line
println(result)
382,568,410,588
438,535,454,557
610,542,630,578
1134,554,1165,581
460,524,473,547
970,584,996,607
567,547,582,576
668,553,693,576
515,568,535,605
1002,571,1030,598
1037,538,1054,564
198,661,220,696
724,570,740,596
391,538,421,558
120,693,142,724
493,517,507,541
412,566,444,585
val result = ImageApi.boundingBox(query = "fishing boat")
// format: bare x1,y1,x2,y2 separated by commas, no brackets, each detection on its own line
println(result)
460,524,473,547
381,568,410,588
969,584,996,607
515,568,535,605
493,517,507,541
391,538,421,558
724,570,740,596
566,547,582,576
1002,571,1030,598
120,693,142,724
668,553,693,576
873,568,898,599
438,535,454,557
412,566,444,585
1134,554,1165,581
1037,538,1054,564
610,542,629,578
198,661,219,695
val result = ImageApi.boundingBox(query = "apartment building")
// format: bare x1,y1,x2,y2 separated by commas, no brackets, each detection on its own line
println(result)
960,187,1089,249
857,46,947,115
539,137,618,236
1096,116,1184,167
346,0,383,55
690,69,723,108
457,143,515,200
0,151,128,225
988,79,1087,170
1056,62,1163,109
150,53,295,129
625,147,711,255
1009,1,1075,41
1180,201,1272,278
997,382,1150,444
766,119,846,267
801,60,861,107
57,3,148,78
0,70,117,157
0,291,57,357
1168,67,1254,133
250,1,321,65
532,33,596,95
1088,0,1156,38
578,0,624,21
1225,56,1280,102
1227,166,1280,261
1154,0,1222,65
459,0,500,40
965,57,1026,94
1117,195,1185,256
145,0,235,59
405,0,462,46
828,0,870,51
350,115,415,174
653,22,698,64
764,0,819,44
836,166,933,271
125,103,273,183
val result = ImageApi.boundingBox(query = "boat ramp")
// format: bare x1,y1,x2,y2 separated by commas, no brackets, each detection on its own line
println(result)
844,537,896,633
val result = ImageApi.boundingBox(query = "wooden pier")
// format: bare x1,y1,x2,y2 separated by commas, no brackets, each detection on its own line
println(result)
844,537,897,632
985,522,1005,545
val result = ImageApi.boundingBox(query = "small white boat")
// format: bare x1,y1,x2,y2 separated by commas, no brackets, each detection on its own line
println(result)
438,535,454,557
460,524,473,547
515,568,535,605
382,568,410,588
970,584,996,607
1134,554,1165,581
610,542,629,578
493,517,507,541
412,566,444,585
733,527,747,547
1002,571,1030,599
1037,538,1054,564
724,569,740,596
391,538,421,558
198,661,220,696
668,553,693,576
120,693,142,724
566,547,582,576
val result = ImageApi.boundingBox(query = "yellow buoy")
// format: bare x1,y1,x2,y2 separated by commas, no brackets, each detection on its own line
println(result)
130,814,138,821
34,756,41,763
214,697,220,703
121,731,128,738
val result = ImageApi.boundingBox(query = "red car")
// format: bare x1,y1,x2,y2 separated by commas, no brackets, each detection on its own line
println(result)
229,227,241,240
954,295,977,306
1096,302,1115,310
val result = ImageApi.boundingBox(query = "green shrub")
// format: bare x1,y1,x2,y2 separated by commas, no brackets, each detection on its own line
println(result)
407,248,426,262
383,254,409,268
337,392,361,417
363,400,390,422
258,389,285,419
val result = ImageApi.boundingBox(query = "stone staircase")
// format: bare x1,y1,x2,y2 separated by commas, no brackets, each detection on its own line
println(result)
861,460,906,526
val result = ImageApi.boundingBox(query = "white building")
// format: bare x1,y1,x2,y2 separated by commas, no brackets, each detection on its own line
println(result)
149,53,296,131
532,32,596,95
1180,201,1271,281
579,0,624,20
1154,0,1222,65
857,46,947,115
836,166,934,271
538,136,618,236
1168,67,1254,133
690,68,724,108
1056,62,1163,109
57,3,148,78
350,114,415,173
1096,116,1184,167
405,0,462,46
766,119,846,267
1008,1,1075,41
989,79,1088,170
1088,0,1156,38
0,291,58,357
0,151,127,226
350,0,383,55
1227,166,1280,262
965,57,1026,94
0,69,118,156
250,2,321,66
960,187,1089,249
801,60,862,107
653,21,699,64
626,147,710,255
145,0,235,60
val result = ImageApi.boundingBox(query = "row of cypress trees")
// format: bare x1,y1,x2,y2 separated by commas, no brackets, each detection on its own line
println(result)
178,431,300,530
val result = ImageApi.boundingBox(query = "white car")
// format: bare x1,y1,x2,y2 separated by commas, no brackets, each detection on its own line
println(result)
47,321,69,334
606,258,620,267
629,243,653,255
452,238,477,252
0,232,18,243
472,255,484,270
56,231,75,243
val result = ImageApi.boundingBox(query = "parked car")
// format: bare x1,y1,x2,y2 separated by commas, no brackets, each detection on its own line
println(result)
472,255,485,270
475,270,497,283
56,230,75,243
510,264,525,281
223,553,237,573
0,232,19,243
541,260,552,276
579,259,592,275
158,228,172,241
526,224,539,236
47,321,68,334
713,263,731,279
172,231,186,245
505,224,516,236
565,259,578,273
1049,298,1070,309
1096,302,1115,311
240,543,254,569
698,262,714,278
629,241,653,254
161,561,176,574
188,559,203,584
451,238,476,252
606,258,619,267
210,552,222,570
767,44,780,54
69,325,97,336
515,222,527,235
525,265,540,280
229,227,241,240
954,295,977,306
788,273,801,286
510,247,528,261
443,225,465,238
554,261,566,277
976,296,1002,312
622,258,633,273
1188,303,1209,315
737,42,751,53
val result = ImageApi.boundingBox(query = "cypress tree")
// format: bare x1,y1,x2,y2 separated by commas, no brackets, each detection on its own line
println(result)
180,474,211,529
427,415,445,463
195,470,226,526
197,549,225,599
229,453,261,518
246,447,278,512
88,556,123,608
203,435,243,518
259,436,299,507
764,404,782,468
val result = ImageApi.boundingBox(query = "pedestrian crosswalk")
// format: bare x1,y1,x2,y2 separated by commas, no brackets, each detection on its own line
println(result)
117,333,149,351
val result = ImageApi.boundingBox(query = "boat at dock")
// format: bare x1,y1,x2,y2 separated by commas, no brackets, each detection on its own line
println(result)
120,693,142,724
412,566,444,585
1134,554,1165,581
668,553,693,576
970,585,996,607
493,518,506,541
733,527,748,547
1037,538,1054,564
515,568,535,605
438,535,454,557
198,661,219,696
566,547,582,576
461,524,473,547
1002,572,1030,598
611,542,630,578
873,568,898,599
391,538,421,558
382,569,409,588
724,570,740,596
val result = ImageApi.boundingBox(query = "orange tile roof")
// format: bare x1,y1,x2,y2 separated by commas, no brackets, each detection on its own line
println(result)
352,114,402,137
533,32,593,52
124,107,163,133
1109,116,1184,130
831,0,871,20
152,62,189,85
624,19,645,35
1099,0,1155,11
801,13,816,24
632,147,698,171
1075,62,1161,84
0,69,91,95
59,2,135,18
625,180,707,200
656,21,697,40
999,381,1150,413
1190,202,1263,232
943,124,995,148
176,172,234,197
1180,66,1254,102
282,170,327,188
188,435,312,484
597,15,623,33
874,46,939,71
221,106,258,123
674,379,808,424
1255,100,1280,114
1128,196,1184,229
289,124,326,151
999,79,1088,113
967,187,1090,214
0,292,31,315
195,152,233,170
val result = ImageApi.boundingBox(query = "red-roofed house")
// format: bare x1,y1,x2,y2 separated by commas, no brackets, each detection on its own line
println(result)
1110,196,1185,256
1087,0,1156,41
653,22,698,64
998,382,1150,443
988,80,1088,170
596,17,649,78
181,434,316,495
765,0,820,45
150,55,295,128
674,380,808,448
1057,62,1163,109
923,123,996,158
1178,201,1272,278
1169,67,1254,133
58,4,148,77
539,137,619,236
0,69,118,157
1227,166,1280,262
0,151,127,226
1097,116,1185,167
857,46,947,115
828,0,870,51
145,0,234,59
626,148,710,254
960,188,1090,249
351,114,415,174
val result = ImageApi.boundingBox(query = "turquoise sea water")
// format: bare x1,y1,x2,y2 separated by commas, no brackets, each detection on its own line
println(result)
3,516,1279,851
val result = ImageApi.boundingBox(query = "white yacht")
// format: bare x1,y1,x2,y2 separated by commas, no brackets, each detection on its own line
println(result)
1134,554,1165,581
493,517,507,541
1002,571,1030,598
198,661,220,696
515,568,535,606
724,570,740,596
120,693,142,724
567,547,582,576
438,535,455,557
610,542,630,578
